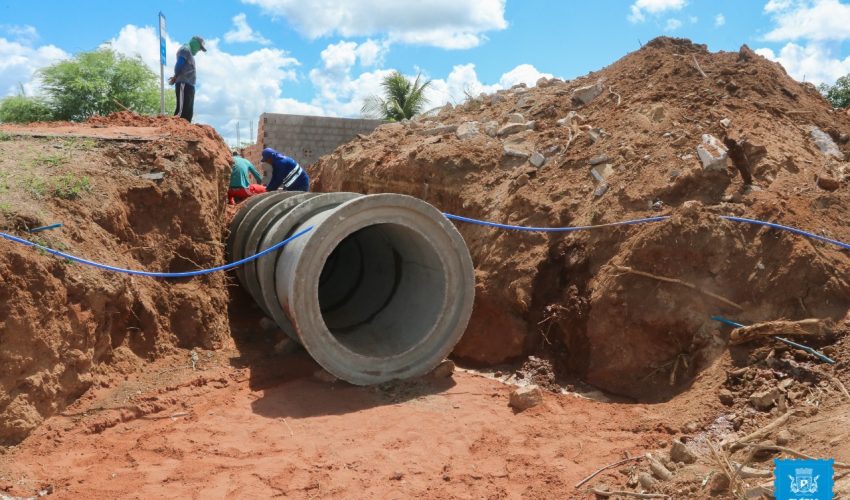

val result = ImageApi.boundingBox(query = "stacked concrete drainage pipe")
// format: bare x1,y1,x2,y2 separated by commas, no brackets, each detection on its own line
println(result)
227,192,475,385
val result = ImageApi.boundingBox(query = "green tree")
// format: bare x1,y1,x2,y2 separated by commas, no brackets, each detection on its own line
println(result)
0,95,54,123
361,71,431,121
39,47,163,121
818,75,850,109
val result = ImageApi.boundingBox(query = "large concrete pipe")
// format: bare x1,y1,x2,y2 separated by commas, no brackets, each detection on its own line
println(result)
227,193,475,385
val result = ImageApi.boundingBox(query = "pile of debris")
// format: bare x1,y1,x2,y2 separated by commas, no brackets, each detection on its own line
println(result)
312,37,850,400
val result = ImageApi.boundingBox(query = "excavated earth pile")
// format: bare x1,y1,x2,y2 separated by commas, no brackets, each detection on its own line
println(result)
312,37,850,400
0,113,233,444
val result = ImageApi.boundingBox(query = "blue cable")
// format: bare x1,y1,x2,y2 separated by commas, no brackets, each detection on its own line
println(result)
718,215,850,251
0,226,313,278
442,213,670,232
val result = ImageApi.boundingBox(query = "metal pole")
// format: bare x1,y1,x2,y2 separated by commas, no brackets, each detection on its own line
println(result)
159,13,166,115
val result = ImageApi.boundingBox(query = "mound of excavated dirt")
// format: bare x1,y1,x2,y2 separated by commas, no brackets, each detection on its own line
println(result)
0,114,233,444
312,37,850,400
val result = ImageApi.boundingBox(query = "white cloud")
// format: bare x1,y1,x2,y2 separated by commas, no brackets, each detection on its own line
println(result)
497,64,553,88
763,0,850,42
0,37,68,96
242,0,507,49
665,18,683,30
2,24,39,44
628,0,687,23
714,13,726,26
756,43,850,84
224,13,271,45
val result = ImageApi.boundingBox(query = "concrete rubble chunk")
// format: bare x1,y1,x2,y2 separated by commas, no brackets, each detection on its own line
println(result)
504,145,530,159
591,164,614,182
589,154,610,165
418,124,458,136
507,113,525,124
696,134,728,170
669,439,698,464
720,118,732,128
431,359,455,378
530,152,546,168
749,387,781,411
509,385,543,411
572,79,605,106
484,121,499,137
593,183,609,197
809,126,845,159
456,121,480,140
498,123,527,137
648,455,673,481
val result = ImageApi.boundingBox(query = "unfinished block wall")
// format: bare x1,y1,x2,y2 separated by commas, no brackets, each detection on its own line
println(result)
243,113,384,178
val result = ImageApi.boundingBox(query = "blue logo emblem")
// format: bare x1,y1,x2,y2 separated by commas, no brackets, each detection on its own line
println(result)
775,459,833,500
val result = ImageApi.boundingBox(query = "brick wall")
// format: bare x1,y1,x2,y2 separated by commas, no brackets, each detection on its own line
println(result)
242,113,384,179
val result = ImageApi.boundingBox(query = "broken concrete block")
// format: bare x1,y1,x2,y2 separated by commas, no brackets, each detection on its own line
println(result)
456,121,480,140
507,113,525,124
572,79,605,106
530,152,546,168
418,124,458,136
809,126,845,159
749,387,781,411
140,171,165,180
589,154,610,165
498,123,527,137
670,439,698,464
509,385,543,411
696,134,728,171
591,164,614,181
431,359,455,378
503,145,530,159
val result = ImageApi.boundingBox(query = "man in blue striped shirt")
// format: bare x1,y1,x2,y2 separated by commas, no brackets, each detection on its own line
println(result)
261,148,310,192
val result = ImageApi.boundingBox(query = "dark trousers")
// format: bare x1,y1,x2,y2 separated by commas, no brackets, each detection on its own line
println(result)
174,83,195,122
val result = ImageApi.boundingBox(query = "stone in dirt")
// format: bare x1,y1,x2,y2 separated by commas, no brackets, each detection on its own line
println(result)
749,387,781,411
637,472,657,489
418,124,458,136
589,154,610,165
809,126,845,160
498,123,527,137
718,388,734,406
720,118,731,128
514,173,530,187
507,113,525,124
650,104,666,122
669,439,698,464
648,455,673,481
509,385,543,411
484,120,499,137
816,174,841,191
696,134,728,170
572,79,605,106
504,145,530,159
708,471,730,495
776,429,792,446
530,152,546,168
431,359,455,378
456,122,480,140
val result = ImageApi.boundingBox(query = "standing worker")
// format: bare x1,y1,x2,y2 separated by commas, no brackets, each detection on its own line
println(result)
261,148,310,192
228,150,266,204
168,35,206,122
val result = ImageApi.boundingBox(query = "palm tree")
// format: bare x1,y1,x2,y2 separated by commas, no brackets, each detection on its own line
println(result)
361,71,431,121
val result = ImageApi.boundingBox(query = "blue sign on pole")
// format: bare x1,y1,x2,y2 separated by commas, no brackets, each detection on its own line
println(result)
158,12,166,66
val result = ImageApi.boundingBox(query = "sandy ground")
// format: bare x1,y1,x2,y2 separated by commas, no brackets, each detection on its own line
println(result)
0,343,669,499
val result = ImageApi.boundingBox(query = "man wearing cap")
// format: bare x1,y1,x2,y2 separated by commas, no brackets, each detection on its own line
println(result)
168,35,206,122
261,148,310,192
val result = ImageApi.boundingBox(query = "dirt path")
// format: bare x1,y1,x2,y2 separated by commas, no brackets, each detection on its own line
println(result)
1,344,672,500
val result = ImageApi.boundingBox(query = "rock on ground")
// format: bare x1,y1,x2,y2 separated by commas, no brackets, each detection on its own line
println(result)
509,385,544,411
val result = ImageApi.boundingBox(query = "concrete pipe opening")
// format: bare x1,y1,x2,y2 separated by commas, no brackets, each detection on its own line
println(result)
229,192,475,385
317,223,446,358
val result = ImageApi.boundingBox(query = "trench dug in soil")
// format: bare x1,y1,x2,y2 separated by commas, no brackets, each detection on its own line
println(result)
1,37,850,498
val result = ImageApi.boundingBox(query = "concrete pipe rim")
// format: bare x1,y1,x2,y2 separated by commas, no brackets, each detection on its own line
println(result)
282,193,475,385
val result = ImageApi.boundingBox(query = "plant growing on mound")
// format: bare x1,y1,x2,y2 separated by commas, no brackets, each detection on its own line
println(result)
52,174,92,200
819,75,850,109
39,47,163,121
362,71,431,121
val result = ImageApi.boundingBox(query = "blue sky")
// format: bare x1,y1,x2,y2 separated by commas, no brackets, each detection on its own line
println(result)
2,0,849,143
